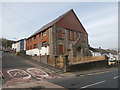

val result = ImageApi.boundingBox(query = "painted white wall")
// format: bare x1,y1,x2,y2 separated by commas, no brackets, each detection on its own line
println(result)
16,42,20,52
90,50,101,56
26,46,49,56
12,43,15,49
12,43,17,50
12,42,20,52
24,40,26,50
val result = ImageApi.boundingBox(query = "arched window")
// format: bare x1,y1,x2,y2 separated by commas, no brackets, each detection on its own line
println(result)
68,31,70,40
58,30,62,39
59,44,64,54
72,32,74,41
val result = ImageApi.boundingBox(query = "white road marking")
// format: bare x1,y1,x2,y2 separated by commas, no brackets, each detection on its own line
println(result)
27,68,49,79
7,69,31,79
81,80,106,89
78,69,118,77
0,71,4,79
113,76,120,79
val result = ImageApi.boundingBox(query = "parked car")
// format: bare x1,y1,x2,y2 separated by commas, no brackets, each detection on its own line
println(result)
3,50,9,52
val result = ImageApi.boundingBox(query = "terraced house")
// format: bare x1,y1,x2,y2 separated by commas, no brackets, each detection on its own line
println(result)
26,9,91,58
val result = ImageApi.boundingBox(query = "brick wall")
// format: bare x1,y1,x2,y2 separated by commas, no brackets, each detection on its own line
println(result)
26,28,49,51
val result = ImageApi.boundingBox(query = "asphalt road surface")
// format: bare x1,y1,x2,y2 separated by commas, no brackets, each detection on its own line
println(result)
2,52,60,86
2,52,34,69
1,52,120,89
48,68,120,89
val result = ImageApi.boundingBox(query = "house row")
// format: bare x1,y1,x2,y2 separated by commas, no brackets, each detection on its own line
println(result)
90,47,119,61
12,39,26,52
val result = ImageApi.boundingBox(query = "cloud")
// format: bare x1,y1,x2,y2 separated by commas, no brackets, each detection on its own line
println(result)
79,5,118,49
2,2,118,49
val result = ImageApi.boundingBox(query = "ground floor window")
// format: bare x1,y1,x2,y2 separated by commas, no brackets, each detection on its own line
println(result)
58,44,64,54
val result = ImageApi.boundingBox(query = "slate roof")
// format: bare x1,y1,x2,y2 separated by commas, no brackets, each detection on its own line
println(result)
89,47,118,55
28,9,73,39
27,9,87,39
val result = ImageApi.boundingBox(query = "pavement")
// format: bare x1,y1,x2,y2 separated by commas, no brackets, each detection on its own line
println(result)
3,80,64,89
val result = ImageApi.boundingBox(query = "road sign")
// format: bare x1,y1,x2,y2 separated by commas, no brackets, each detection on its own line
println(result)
38,42,42,50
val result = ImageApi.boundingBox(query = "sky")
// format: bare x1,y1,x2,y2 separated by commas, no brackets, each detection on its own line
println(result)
0,2,118,49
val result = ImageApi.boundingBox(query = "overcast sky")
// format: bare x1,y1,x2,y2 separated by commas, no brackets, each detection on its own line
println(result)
1,2,118,49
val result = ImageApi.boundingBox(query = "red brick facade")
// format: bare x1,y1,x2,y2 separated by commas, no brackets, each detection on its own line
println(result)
26,29,49,50
56,10,87,34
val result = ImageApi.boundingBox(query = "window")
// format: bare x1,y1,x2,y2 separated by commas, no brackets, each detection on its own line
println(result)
28,46,29,50
76,32,79,39
72,32,74,41
58,30,62,39
39,33,42,39
29,39,31,42
42,41,47,47
30,46,32,49
42,31,46,36
68,31,70,40
34,44,37,48
39,33,41,37
59,44,64,54
34,35,36,39
30,38,32,41
81,35,85,43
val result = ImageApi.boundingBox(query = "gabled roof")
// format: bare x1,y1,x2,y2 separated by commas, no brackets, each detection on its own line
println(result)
28,9,87,39
89,47,118,55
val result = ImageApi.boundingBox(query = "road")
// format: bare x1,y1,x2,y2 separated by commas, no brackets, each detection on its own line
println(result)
48,68,120,89
2,52,60,86
2,52,34,69
1,52,120,89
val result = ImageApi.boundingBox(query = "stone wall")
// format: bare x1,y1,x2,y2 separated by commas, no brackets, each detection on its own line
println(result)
49,26,91,58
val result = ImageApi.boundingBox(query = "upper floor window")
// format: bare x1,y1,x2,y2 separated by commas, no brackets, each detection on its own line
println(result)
42,31,46,36
39,33,41,37
34,44,37,48
68,31,70,40
42,41,47,47
72,32,74,41
30,46,32,49
30,38,32,41
81,35,85,43
28,46,29,50
58,30,62,39
29,39,31,42
76,33,79,39
34,35,36,39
